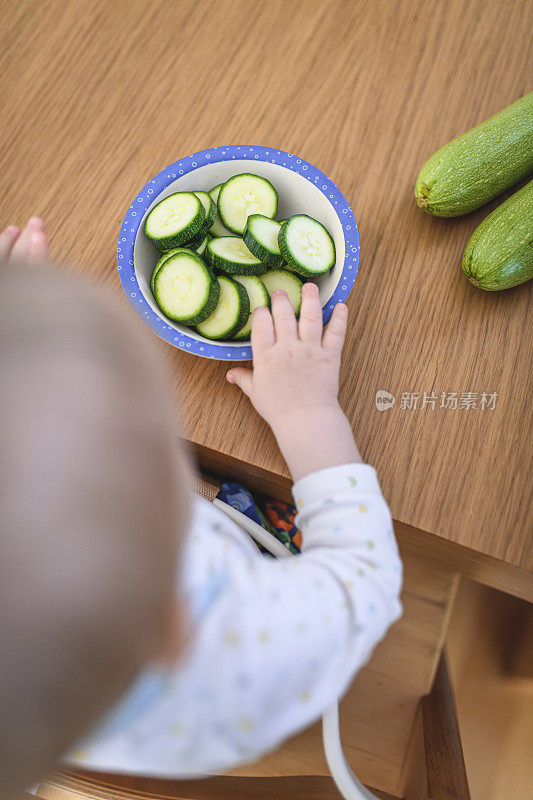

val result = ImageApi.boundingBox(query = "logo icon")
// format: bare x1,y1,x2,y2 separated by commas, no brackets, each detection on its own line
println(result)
375,390,395,412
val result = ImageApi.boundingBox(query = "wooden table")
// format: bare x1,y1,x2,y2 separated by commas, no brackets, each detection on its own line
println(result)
2,0,532,796
2,0,530,598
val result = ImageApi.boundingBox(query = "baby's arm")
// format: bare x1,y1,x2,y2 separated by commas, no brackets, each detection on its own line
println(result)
221,291,402,758
191,469,401,771
65,286,402,776
227,283,361,481
65,484,401,777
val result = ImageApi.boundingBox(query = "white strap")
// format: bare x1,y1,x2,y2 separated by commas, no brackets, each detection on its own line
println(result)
213,499,292,559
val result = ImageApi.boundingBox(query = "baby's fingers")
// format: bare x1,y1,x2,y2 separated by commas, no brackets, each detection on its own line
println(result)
11,217,48,262
0,226,20,261
251,305,275,354
322,303,348,355
271,290,297,342
226,367,253,399
298,281,323,344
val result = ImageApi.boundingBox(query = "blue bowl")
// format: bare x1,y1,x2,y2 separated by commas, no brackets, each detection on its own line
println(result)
117,145,360,360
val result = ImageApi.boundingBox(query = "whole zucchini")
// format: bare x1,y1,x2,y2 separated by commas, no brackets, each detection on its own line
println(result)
415,92,533,217
462,180,533,291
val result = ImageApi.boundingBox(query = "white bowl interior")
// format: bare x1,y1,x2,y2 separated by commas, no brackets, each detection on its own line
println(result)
134,159,346,348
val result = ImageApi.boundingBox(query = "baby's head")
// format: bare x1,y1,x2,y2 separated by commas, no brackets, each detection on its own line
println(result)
0,260,191,796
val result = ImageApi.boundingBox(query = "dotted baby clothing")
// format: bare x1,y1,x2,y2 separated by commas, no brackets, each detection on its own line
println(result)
65,463,403,777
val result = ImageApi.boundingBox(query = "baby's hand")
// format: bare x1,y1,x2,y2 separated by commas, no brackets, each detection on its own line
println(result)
227,283,346,429
0,218,49,263
227,283,361,481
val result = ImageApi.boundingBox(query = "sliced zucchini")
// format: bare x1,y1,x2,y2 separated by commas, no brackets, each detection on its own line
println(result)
194,235,209,256
150,248,179,294
144,192,205,251
194,191,217,231
243,214,284,266
279,215,335,276
218,173,278,234
183,228,207,250
153,250,219,324
232,275,270,340
261,269,304,316
152,238,209,292
196,275,250,340
206,236,267,275
210,216,234,238
208,183,236,237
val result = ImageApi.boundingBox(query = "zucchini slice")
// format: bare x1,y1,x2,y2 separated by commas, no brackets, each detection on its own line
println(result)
196,275,250,340
206,236,267,275
150,248,178,294
208,183,236,238
184,224,212,251
232,274,270,340
194,235,209,256
194,191,217,231
279,215,335,276
218,173,278,234
153,250,219,324
261,269,304,316
144,192,205,251
151,238,208,293
243,214,284,266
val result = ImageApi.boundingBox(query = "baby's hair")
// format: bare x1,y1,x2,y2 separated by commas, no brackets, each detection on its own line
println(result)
0,261,189,796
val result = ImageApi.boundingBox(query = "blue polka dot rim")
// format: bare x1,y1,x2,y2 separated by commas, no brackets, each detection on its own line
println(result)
117,145,360,361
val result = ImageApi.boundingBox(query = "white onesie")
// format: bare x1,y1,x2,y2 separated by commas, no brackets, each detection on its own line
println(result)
65,463,403,777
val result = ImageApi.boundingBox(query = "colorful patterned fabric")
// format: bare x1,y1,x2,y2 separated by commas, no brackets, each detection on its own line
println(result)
264,500,302,553
217,482,301,554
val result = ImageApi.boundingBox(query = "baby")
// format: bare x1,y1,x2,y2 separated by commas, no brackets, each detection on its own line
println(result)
0,218,402,796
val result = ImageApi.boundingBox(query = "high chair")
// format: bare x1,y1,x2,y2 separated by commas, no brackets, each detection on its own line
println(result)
32,476,470,800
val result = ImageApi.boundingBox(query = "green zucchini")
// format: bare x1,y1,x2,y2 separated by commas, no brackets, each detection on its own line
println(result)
196,275,250,340
194,235,209,256
462,179,533,291
150,248,178,294
278,215,335,276
151,238,208,292
218,173,278,234
243,214,284,266
231,274,270,340
208,183,237,238
152,250,219,324
194,191,217,231
206,236,267,275
261,269,304,316
144,192,205,250
183,228,208,251
415,92,533,217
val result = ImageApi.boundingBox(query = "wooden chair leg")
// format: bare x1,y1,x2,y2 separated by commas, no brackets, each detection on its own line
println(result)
402,653,470,800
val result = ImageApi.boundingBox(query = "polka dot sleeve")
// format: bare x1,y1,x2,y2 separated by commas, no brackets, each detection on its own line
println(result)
64,465,402,778
293,463,403,665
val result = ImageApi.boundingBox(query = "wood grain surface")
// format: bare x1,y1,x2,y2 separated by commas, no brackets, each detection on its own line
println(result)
37,773,400,800
400,656,471,800
1,1,532,580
